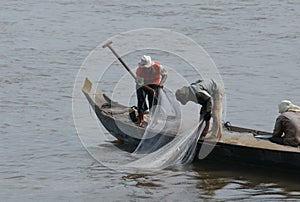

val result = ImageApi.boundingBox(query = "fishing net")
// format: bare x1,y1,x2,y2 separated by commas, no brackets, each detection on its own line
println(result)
198,84,225,159
127,120,205,170
126,83,224,170
132,88,182,155
127,88,206,170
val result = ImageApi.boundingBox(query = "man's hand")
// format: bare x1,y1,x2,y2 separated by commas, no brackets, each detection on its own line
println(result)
158,84,164,89
151,89,157,97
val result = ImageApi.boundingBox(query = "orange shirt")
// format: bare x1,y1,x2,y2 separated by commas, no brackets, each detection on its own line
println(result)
136,62,162,85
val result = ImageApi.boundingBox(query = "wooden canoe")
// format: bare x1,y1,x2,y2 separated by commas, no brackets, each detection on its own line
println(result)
82,78,300,171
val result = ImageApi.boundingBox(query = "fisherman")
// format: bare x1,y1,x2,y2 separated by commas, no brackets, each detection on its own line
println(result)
175,79,224,139
136,55,168,127
270,100,300,147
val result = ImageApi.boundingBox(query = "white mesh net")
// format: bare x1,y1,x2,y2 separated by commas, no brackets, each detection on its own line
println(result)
126,88,205,170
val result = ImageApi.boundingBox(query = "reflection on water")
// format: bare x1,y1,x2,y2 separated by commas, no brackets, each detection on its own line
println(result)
193,162,300,200
85,159,300,201
86,140,300,201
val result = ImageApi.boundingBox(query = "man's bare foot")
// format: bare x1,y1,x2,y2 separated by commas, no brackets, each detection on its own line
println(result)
139,121,146,127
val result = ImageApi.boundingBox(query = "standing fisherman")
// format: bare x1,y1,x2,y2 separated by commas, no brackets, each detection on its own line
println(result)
136,55,168,127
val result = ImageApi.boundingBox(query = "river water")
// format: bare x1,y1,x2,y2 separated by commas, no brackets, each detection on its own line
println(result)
1,0,300,201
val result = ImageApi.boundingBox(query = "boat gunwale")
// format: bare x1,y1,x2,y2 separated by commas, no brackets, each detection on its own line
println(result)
82,77,300,155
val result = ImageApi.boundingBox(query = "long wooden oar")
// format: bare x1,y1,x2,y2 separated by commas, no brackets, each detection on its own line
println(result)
102,41,137,80
102,41,156,95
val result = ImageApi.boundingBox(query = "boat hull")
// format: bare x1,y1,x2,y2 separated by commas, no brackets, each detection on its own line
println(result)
82,78,300,171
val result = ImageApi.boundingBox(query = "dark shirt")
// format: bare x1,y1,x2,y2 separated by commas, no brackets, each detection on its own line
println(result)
273,111,300,147
190,79,217,114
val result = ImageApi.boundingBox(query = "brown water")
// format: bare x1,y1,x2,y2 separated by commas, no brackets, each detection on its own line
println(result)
1,0,300,201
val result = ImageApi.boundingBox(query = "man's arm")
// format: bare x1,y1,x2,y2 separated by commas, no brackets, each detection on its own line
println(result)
273,116,284,137
159,65,167,88
159,75,167,88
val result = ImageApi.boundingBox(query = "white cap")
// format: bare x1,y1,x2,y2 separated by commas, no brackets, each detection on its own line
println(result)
138,55,153,68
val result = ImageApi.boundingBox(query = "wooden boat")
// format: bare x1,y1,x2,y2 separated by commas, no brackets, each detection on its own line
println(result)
82,78,300,171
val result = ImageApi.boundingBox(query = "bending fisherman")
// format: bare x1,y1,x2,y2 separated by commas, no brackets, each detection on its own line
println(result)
175,79,224,138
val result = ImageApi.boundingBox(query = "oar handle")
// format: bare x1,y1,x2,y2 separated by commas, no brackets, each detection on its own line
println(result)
102,41,136,80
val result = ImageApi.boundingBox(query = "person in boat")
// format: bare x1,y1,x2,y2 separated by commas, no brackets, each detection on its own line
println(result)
136,55,168,127
175,79,224,139
270,100,300,147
